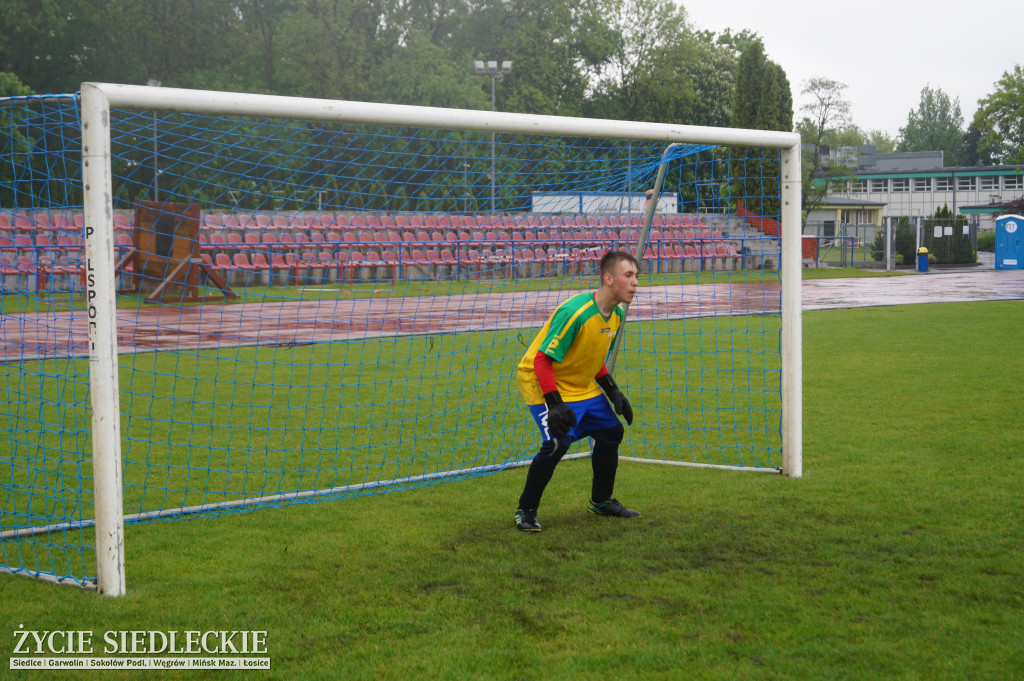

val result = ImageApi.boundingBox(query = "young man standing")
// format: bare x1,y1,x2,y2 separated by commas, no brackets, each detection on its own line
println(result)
514,250,642,532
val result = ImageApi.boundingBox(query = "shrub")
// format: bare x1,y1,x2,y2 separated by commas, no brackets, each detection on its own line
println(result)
871,217,916,264
977,231,995,252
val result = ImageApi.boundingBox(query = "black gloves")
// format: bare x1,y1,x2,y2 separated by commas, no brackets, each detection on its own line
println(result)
597,374,633,425
542,391,577,438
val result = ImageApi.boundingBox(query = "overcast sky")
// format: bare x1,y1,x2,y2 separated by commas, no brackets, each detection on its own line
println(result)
683,0,1021,138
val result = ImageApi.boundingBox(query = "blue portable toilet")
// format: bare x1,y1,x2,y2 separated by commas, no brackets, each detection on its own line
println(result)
995,215,1024,270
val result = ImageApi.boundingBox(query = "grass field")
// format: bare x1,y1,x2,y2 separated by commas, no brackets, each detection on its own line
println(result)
2,297,1022,680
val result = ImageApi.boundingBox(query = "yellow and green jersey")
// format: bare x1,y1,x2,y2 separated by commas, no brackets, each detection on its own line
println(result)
517,292,624,406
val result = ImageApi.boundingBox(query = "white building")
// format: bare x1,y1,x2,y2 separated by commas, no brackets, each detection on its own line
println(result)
810,147,1024,233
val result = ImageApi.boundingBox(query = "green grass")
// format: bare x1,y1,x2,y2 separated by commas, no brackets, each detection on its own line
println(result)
3,301,1023,680
3,312,782,551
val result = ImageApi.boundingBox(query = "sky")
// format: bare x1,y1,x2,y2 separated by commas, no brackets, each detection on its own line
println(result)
683,0,1021,138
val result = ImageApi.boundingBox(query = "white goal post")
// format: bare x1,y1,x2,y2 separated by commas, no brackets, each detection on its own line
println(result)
79,82,802,597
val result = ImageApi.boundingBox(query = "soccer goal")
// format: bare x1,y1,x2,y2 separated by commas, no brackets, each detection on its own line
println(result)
0,84,801,596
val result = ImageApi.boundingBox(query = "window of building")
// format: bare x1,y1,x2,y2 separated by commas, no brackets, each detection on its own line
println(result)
957,176,976,191
870,179,888,192
892,178,910,192
935,177,953,191
851,180,867,193
913,178,931,192
1004,175,1023,190
980,176,999,191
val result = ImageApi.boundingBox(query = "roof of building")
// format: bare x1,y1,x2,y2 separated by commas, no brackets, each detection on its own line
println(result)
816,197,887,208
808,144,1024,177
852,164,1024,178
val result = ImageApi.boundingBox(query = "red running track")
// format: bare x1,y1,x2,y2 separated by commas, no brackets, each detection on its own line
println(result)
3,270,1023,363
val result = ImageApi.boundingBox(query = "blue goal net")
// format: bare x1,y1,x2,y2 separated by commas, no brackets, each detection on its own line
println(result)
1,90,787,589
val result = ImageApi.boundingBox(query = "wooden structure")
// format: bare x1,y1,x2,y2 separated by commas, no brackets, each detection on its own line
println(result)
116,201,235,303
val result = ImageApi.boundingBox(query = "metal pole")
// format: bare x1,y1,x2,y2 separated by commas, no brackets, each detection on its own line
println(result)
884,216,893,271
152,111,159,201
490,74,496,213
606,143,678,373
147,80,161,201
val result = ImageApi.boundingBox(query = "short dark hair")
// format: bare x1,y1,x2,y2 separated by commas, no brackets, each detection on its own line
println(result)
599,251,639,281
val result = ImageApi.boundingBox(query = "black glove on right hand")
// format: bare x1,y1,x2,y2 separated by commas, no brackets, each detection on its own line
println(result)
542,391,577,438
597,374,633,425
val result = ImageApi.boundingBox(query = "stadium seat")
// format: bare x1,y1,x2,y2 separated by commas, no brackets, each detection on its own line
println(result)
379,249,400,281
112,214,132,233
341,251,363,284
270,253,294,285
225,232,242,252
14,255,40,292
231,252,255,287
439,248,457,278
682,245,700,273
13,215,33,234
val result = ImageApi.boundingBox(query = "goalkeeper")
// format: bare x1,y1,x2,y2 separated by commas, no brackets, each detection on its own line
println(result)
514,250,642,532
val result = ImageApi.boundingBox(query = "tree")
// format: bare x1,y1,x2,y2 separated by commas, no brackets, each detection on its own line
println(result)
731,39,792,216
897,85,965,164
0,72,34,97
733,39,791,132
799,77,854,218
0,0,100,92
271,0,383,100
972,64,1024,165
372,29,486,109
870,216,915,265
863,128,897,153
454,0,616,117
0,72,37,208
586,0,698,123
800,77,852,152
922,204,974,264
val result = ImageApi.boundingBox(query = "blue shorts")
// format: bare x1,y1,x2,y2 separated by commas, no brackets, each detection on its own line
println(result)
528,394,620,442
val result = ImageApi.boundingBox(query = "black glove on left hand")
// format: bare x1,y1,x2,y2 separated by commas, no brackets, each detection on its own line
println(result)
597,374,633,425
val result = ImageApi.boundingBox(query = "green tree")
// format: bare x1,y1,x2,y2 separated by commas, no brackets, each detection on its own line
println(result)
897,85,965,164
972,64,1024,165
457,0,614,117
870,216,915,265
733,40,791,132
0,0,99,92
581,0,694,122
0,72,36,208
0,72,34,97
731,39,792,217
373,30,486,109
798,77,854,219
922,204,975,264
863,128,897,153
271,0,383,100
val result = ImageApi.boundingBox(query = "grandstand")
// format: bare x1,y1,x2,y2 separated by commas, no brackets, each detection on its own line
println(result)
1,208,781,295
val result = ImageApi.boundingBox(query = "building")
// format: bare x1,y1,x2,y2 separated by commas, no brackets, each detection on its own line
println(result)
807,146,1024,235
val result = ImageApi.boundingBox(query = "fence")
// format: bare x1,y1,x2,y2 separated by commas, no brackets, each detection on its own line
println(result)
803,222,882,267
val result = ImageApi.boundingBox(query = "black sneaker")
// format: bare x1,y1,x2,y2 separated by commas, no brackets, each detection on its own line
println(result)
515,508,542,532
588,498,641,518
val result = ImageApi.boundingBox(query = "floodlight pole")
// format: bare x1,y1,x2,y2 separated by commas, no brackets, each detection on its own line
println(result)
474,60,512,212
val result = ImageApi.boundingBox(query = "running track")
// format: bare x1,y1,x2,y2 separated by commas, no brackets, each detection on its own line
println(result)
3,270,1023,363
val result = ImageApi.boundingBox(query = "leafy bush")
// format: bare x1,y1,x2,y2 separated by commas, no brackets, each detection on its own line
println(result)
923,205,976,264
871,216,916,264
977,231,995,252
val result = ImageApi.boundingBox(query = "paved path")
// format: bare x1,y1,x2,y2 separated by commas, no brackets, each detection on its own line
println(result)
801,269,1024,310
3,270,1023,362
